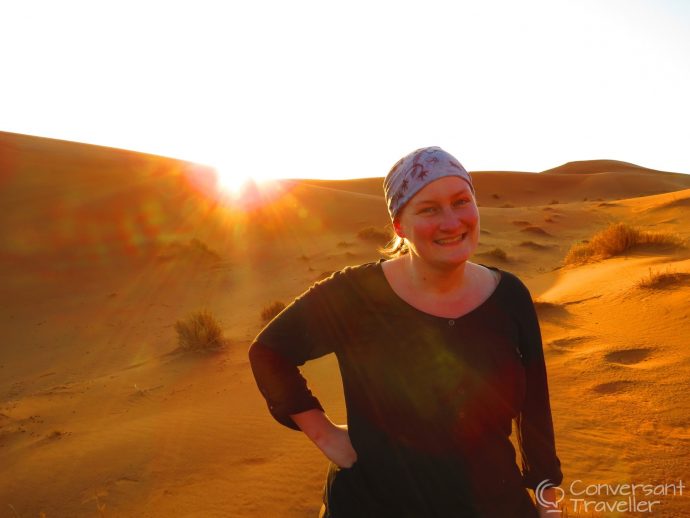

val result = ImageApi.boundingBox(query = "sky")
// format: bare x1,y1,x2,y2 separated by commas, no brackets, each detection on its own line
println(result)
2,0,689,187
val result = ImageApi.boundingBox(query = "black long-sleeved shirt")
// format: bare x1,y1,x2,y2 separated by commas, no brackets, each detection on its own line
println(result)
248,259,562,517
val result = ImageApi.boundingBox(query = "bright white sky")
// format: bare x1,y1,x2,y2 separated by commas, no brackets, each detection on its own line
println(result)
2,0,689,186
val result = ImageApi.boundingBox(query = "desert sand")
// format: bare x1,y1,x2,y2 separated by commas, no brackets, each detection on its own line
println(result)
1,131,689,517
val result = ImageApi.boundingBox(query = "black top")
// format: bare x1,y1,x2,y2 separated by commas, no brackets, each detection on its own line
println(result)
248,259,562,517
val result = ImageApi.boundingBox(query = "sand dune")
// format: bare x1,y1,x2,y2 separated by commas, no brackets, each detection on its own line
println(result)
1,131,689,517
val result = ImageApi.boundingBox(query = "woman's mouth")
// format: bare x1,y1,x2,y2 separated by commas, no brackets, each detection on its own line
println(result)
434,233,468,246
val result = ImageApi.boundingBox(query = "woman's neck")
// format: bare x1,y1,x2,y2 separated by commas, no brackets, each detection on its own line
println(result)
400,254,475,296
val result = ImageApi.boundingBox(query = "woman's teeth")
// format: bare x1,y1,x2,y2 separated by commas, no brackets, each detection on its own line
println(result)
435,233,467,245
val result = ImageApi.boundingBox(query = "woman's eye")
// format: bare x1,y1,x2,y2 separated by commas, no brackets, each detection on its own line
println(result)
453,199,470,207
419,207,437,214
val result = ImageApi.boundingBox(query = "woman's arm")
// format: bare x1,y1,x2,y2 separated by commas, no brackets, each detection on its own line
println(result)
510,276,563,489
290,408,358,468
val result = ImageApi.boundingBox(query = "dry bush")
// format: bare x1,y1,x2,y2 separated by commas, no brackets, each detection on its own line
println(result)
500,203,514,208
357,226,391,243
261,301,286,324
637,267,690,289
549,199,559,205
512,220,531,226
337,241,354,248
174,310,225,351
564,223,685,266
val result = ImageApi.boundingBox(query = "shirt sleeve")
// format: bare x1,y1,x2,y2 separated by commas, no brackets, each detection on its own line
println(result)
510,276,564,489
248,270,348,431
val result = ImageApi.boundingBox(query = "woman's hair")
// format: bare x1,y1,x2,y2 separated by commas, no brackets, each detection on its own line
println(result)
379,233,409,258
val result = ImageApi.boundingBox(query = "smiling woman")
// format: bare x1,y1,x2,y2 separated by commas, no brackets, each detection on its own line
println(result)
249,146,563,518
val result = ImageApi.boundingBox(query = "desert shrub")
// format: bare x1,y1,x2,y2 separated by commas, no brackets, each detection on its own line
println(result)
637,267,690,289
261,301,286,323
500,203,514,208
549,199,559,205
492,193,500,199
337,241,354,248
175,310,225,351
564,223,685,266
357,226,391,243
512,221,531,227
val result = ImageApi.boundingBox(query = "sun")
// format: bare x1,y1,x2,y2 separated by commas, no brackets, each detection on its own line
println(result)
214,168,255,198
208,162,287,211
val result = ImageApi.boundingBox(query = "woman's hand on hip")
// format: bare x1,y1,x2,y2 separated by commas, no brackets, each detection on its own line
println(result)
318,423,358,468
290,409,357,468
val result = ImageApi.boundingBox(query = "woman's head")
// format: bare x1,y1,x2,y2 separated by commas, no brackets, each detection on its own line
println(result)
383,147,475,220
381,147,478,261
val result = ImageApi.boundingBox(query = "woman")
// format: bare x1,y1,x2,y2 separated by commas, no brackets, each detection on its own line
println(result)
248,147,563,517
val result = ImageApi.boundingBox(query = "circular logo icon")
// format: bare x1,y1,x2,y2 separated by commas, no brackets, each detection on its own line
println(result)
535,479,565,512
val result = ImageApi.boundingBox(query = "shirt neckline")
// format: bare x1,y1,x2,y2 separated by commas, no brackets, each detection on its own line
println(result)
374,258,504,322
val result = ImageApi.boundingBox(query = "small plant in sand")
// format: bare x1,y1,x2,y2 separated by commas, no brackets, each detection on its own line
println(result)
174,310,225,351
261,301,286,324
564,223,685,266
637,267,690,289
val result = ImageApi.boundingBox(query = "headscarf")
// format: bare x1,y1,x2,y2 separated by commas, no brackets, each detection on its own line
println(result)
383,146,474,220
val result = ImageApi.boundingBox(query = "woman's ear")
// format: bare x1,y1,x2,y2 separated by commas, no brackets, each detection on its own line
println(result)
393,217,404,238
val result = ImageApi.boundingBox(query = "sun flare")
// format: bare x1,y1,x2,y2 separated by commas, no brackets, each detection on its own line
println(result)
207,163,287,211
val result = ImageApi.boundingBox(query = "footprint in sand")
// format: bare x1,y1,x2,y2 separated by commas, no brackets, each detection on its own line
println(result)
547,335,593,352
592,380,636,394
232,456,270,468
520,226,552,236
604,348,652,365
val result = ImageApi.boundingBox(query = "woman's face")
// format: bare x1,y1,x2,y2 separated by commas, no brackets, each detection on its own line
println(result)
394,176,480,268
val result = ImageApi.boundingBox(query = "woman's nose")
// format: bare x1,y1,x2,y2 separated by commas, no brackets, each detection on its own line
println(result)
438,207,461,231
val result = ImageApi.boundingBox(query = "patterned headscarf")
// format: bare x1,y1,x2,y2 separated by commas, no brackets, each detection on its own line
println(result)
383,146,474,220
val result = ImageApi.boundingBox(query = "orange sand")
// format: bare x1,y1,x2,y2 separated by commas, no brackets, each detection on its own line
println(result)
1,131,689,517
